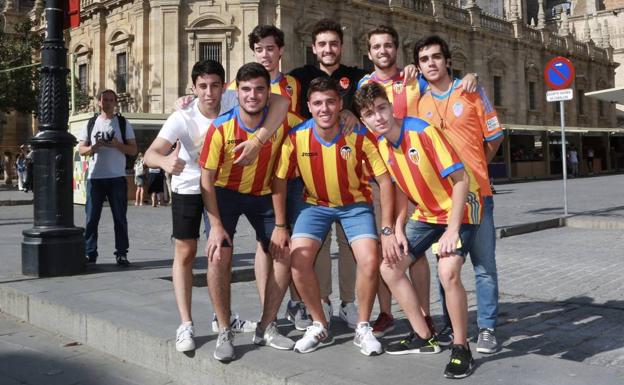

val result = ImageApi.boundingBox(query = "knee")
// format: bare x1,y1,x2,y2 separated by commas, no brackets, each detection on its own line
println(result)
380,264,401,283
358,256,379,279
291,250,314,274
438,267,461,289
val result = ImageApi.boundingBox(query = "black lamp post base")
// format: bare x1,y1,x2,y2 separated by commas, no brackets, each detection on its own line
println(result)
22,227,85,277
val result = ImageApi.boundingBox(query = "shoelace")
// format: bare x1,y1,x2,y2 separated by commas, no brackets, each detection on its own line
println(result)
218,330,233,345
480,329,494,343
177,325,193,340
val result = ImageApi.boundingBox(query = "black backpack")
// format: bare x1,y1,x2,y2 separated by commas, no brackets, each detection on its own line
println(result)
86,113,132,170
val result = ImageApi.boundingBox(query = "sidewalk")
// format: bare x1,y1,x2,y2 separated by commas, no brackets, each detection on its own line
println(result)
1,175,623,384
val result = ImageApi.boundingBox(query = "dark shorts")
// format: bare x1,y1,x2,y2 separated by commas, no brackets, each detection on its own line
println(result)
405,220,478,262
171,193,204,240
207,187,275,251
134,175,146,187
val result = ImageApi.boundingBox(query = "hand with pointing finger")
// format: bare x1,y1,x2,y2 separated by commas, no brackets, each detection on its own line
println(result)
163,141,186,175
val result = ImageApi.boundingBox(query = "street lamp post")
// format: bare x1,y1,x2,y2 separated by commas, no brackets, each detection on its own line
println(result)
21,0,85,276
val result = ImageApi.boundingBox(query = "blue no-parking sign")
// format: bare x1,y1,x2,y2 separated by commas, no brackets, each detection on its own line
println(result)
544,56,575,90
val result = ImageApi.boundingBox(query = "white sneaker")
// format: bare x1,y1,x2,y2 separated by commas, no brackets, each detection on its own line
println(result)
322,301,333,328
175,322,195,352
339,302,358,329
211,313,257,333
354,322,383,356
294,321,334,354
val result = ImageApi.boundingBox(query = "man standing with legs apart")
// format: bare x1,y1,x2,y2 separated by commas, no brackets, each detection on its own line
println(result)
415,35,503,353
355,82,482,378
272,77,401,356
78,89,137,266
199,63,302,362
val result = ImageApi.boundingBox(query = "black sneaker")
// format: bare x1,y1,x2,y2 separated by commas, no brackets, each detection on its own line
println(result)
85,255,97,265
436,325,453,347
115,252,130,267
444,344,475,379
386,332,441,355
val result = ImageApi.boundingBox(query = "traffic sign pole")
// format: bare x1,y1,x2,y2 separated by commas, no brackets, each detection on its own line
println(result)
559,101,568,216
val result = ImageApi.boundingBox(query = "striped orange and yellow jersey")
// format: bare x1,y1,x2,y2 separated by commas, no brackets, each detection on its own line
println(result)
357,71,428,119
227,72,301,113
376,117,482,225
275,119,388,207
198,106,303,196
418,80,503,196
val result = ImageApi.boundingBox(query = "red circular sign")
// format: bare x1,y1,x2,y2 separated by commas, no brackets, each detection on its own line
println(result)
544,56,575,90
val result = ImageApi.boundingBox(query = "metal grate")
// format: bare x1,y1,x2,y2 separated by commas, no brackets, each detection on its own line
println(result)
116,52,127,94
199,42,222,62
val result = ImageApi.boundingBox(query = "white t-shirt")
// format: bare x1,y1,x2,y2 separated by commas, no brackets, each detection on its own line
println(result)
156,92,237,194
78,115,135,179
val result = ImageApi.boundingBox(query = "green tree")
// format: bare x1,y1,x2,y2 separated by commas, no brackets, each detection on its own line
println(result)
0,20,42,114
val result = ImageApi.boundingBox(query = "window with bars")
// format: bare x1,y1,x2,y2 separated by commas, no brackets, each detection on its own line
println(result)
577,89,584,115
199,42,222,62
528,81,536,110
78,63,88,92
116,52,127,94
493,76,502,106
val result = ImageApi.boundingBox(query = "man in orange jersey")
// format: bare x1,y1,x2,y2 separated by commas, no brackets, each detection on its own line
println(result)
355,82,481,379
199,63,302,362
271,78,401,356
415,35,503,354
358,25,479,338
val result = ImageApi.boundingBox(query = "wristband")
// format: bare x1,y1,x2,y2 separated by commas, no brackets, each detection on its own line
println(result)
274,223,287,228
253,135,266,146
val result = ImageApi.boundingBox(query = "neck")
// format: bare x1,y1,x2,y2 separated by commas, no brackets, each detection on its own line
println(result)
100,110,114,119
320,62,340,75
374,66,399,81
197,102,220,119
316,122,340,142
269,68,281,81
428,74,453,95
385,119,402,144
239,108,264,130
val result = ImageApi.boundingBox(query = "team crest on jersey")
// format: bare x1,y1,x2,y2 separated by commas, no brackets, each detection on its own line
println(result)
285,85,293,96
340,145,352,160
453,102,464,117
339,77,350,89
393,81,404,94
408,148,420,164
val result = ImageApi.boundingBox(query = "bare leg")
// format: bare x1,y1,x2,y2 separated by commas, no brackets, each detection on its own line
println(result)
254,241,270,305
349,238,380,323
291,238,325,325
207,247,234,330
438,255,468,346
409,255,431,316
259,252,292,329
172,239,198,323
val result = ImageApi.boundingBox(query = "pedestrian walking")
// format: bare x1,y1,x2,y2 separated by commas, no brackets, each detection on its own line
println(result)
134,152,146,205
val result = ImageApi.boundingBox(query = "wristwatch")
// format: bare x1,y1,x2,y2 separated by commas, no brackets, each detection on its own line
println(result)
380,226,394,236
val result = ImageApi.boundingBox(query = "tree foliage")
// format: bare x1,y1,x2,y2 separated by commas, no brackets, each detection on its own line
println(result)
0,20,42,114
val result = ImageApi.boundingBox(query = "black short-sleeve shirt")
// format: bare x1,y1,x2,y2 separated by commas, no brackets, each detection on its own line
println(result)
289,64,368,118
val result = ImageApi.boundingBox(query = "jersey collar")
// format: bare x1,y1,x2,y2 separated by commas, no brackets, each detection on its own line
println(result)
234,106,268,133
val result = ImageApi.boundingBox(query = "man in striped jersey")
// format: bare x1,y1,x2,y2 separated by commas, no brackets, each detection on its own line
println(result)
271,77,402,356
355,82,481,379
198,63,303,362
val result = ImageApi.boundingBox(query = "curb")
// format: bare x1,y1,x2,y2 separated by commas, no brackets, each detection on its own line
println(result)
497,217,565,239
0,199,33,206
565,216,624,230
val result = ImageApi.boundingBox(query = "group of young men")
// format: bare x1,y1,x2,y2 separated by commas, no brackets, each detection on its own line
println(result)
143,19,503,379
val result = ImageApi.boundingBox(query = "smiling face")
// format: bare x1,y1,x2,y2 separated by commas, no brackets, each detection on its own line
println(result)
368,33,397,71
237,77,270,115
97,91,117,114
253,35,284,74
192,73,224,112
416,43,451,84
312,31,342,68
358,97,395,137
308,89,342,130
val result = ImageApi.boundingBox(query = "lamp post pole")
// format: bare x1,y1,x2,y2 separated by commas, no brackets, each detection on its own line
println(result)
21,0,85,276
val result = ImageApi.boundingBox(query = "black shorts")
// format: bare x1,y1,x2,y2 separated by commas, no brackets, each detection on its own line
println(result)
171,192,204,240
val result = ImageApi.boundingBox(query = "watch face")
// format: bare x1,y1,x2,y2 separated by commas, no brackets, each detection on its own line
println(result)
381,226,393,236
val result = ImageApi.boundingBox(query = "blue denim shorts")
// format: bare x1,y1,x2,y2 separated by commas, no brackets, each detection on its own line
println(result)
405,220,478,261
292,202,378,244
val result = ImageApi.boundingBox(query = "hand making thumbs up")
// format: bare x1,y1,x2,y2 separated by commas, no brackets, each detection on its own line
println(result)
165,141,186,175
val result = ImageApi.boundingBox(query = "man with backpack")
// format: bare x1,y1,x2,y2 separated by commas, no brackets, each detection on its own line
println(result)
78,89,137,266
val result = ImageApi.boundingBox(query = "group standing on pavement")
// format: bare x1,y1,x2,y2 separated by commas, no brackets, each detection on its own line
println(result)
96,19,507,380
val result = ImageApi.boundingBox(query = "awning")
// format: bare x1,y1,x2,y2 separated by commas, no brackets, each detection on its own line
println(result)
584,87,624,104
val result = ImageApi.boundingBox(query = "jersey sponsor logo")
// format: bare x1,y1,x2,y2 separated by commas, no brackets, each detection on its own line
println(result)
408,148,420,164
226,138,245,145
393,81,404,94
285,85,293,96
301,151,319,157
452,102,464,117
340,145,352,160
486,116,500,132
339,77,350,89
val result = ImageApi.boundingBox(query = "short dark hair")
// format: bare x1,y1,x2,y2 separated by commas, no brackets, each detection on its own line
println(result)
248,25,285,50
191,60,225,85
235,62,271,88
97,89,117,101
312,19,343,44
367,25,399,51
413,35,452,64
307,77,340,100
353,83,389,117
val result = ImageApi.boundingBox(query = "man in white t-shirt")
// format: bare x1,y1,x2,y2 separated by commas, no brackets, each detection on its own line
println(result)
144,60,289,353
78,89,138,266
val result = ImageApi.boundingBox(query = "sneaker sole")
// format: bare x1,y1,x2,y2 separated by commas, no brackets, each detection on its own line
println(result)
476,346,497,354
444,364,474,379
294,337,334,354
354,341,383,356
386,346,441,355
175,342,196,352
372,324,395,338
252,336,294,351
213,351,236,362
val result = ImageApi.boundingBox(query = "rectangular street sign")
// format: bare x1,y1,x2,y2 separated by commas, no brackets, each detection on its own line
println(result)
546,89,573,102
